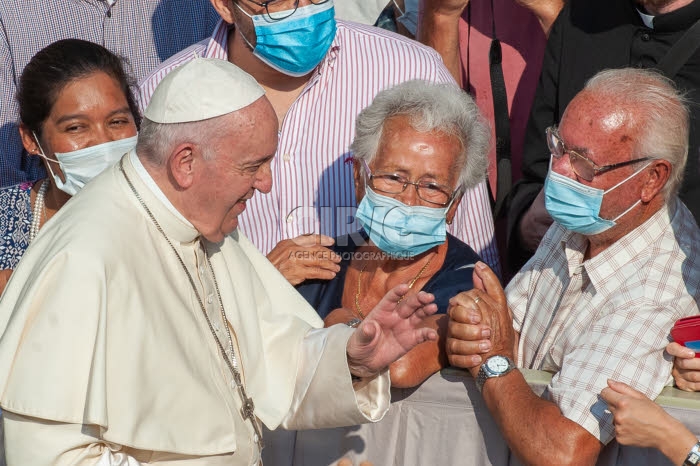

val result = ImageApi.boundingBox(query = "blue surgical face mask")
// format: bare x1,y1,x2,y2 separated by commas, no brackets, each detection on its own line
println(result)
544,161,651,235
356,186,450,258
34,133,137,196
234,1,337,77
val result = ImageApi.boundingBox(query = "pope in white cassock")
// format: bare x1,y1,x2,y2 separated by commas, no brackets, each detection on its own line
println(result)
0,58,440,465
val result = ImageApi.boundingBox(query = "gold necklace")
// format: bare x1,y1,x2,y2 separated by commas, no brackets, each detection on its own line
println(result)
354,253,435,320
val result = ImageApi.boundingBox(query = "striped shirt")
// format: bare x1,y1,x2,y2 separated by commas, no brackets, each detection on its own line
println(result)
0,0,221,188
139,19,500,273
506,199,700,444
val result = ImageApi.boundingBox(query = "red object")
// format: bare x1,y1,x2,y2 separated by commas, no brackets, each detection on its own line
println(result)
671,316,700,357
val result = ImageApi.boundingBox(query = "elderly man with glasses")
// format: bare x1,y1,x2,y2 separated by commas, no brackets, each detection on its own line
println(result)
446,68,700,466
139,0,501,286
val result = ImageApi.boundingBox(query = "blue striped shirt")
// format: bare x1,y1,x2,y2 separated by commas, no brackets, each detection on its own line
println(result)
0,0,220,187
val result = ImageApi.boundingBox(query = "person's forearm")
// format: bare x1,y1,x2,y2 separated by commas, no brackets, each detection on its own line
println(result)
481,370,601,465
657,418,698,465
418,10,463,85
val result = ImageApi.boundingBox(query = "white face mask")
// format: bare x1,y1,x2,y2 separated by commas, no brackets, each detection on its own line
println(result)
34,133,137,196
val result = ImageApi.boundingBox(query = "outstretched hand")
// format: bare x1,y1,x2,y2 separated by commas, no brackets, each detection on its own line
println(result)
346,284,438,378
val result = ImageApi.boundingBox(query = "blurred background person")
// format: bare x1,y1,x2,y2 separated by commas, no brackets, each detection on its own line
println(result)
0,0,217,188
0,39,140,292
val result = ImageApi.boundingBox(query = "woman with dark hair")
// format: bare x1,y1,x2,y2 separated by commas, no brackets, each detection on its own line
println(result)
0,38,139,289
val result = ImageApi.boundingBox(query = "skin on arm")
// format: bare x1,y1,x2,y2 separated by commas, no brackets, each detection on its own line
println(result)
0,269,13,295
514,0,564,35
601,379,698,465
418,0,468,85
447,262,602,465
667,341,700,392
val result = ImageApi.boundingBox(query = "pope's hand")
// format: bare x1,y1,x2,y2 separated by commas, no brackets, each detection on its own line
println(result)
346,284,438,378
668,342,700,391
267,234,341,286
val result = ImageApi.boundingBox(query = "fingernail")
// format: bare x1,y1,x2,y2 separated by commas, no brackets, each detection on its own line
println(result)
479,341,491,351
476,261,487,270
481,328,491,338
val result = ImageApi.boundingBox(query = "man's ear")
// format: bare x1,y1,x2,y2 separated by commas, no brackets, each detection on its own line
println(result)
640,160,671,202
19,123,40,155
210,0,236,23
168,143,198,190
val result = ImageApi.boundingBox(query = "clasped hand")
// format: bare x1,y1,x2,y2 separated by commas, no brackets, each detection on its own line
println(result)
346,285,438,378
446,261,515,377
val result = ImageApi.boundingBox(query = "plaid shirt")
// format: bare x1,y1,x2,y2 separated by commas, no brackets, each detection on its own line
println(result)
139,19,501,273
0,0,220,188
506,199,700,444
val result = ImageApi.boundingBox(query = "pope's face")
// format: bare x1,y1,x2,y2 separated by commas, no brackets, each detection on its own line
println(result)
194,97,278,242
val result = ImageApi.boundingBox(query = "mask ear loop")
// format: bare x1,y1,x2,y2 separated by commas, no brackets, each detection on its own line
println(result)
32,131,60,180
605,162,652,222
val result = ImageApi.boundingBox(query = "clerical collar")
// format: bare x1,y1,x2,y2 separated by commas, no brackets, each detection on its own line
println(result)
129,150,193,226
637,9,655,28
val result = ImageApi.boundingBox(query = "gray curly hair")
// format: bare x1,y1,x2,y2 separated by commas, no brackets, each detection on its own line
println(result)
350,80,490,191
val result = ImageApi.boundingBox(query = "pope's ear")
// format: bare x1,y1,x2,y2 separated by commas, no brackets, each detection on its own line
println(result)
210,0,236,23
168,143,197,189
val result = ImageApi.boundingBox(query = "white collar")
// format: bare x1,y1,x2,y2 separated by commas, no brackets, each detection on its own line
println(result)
637,8,655,28
128,150,193,227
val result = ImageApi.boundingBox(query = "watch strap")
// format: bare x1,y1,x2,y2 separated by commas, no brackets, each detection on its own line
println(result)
684,442,700,466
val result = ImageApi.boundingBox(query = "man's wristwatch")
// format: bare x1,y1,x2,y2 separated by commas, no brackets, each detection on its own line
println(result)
684,442,700,466
476,355,515,393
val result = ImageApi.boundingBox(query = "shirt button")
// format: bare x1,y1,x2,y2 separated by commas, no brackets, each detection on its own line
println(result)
199,266,206,275
213,322,220,332
282,153,291,162
286,214,294,223
231,379,237,388
207,294,214,304
641,32,651,41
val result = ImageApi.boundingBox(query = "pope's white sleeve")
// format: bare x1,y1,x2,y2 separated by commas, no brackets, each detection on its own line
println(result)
278,324,391,430
3,411,142,466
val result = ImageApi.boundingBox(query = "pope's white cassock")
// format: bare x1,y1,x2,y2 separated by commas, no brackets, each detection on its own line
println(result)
0,61,391,465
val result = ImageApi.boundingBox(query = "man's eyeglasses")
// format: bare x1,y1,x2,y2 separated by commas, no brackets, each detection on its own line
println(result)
546,126,652,182
362,160,459,207
243,0,330,21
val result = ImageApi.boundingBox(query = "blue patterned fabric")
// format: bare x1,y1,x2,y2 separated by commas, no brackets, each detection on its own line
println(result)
0,182,33,270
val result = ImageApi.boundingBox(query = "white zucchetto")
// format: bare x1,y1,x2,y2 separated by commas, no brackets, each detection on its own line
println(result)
144,57,266,124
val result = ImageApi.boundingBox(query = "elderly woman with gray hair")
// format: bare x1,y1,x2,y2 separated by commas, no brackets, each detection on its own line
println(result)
297,79,490,388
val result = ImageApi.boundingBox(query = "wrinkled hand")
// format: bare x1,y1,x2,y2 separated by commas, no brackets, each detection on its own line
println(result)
346,285,438,378
601,380,677,450
447,262,514,376
518,189,553,252
267,234,341,286
668,342,700,392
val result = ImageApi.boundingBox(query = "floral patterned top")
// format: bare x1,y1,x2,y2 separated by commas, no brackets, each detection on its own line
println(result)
0,181,34,270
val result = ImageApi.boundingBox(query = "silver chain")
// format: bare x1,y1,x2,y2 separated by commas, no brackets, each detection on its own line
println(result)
119,160,264,449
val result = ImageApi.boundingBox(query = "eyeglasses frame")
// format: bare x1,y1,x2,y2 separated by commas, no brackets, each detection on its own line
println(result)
361,159,460,207
241,0,330,21
546,126,652,182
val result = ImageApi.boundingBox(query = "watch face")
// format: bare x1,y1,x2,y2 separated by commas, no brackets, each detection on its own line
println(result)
487,356,509,373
